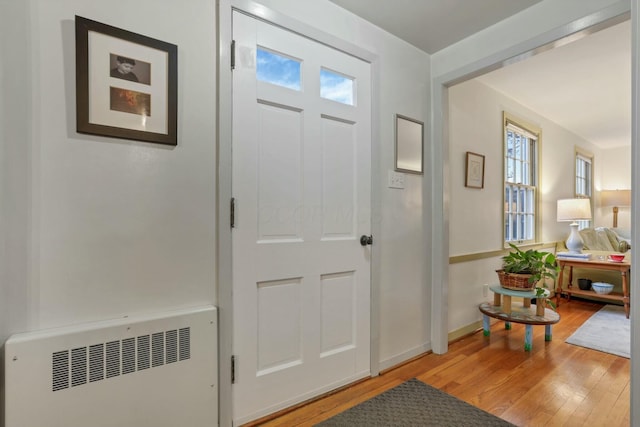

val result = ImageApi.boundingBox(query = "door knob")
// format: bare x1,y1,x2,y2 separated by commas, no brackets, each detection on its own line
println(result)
360,235,373,246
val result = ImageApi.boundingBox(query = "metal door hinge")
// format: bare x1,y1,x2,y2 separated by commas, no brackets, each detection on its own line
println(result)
231,40,236,70
230,197,236,229
231,355,237,384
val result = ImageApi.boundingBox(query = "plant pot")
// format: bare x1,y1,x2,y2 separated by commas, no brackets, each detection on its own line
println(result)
577,278,592,291
496,269,536,291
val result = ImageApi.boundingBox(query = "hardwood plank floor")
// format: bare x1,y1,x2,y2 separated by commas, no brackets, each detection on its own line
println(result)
249,299,629,427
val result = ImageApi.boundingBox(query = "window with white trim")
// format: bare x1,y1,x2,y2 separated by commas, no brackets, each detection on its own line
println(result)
503,115,540,245
575,150,593,229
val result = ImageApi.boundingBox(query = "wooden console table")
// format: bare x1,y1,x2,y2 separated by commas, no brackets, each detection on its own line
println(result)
554,256,630,318
479,286,560,351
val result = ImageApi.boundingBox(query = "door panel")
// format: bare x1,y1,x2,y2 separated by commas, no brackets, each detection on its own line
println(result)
257,278,302,374
321,117,357,238
256,102,303,241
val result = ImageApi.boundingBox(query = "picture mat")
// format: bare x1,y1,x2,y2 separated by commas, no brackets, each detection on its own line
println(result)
88,31,168,134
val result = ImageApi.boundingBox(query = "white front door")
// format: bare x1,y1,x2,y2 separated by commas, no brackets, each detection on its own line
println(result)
231,11,372,425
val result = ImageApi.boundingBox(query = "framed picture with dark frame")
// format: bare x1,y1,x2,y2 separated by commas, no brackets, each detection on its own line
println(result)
75,15,178,145
395,114,424,174
465,151,485,189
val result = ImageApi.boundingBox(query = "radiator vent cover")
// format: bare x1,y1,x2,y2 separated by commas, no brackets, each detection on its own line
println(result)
5,306,217,427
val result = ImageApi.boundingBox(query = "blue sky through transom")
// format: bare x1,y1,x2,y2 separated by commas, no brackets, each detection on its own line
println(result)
257,48,354,105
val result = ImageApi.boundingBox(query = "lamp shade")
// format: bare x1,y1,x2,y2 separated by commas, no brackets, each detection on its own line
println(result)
600,189,631,207
557,198,592,222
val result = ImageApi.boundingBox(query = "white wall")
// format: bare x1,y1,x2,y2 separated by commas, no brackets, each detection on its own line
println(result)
249,0,432,369
1,0,217,335
449,79,605,255
1,0,32,349
0,1,32,414
447,78,607,331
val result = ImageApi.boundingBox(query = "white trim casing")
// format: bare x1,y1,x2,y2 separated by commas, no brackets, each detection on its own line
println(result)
630,1,640,425
216,1,233,426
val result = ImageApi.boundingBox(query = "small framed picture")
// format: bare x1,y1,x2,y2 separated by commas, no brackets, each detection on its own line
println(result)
465,151,485,189
75,16,178,145
395,114,424,174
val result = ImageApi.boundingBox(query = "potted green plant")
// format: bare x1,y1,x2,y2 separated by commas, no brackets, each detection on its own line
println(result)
498,243,560,308
498,244,560,314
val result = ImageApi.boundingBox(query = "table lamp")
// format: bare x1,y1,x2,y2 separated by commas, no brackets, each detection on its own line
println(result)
557,198,592,253
600,189,631,228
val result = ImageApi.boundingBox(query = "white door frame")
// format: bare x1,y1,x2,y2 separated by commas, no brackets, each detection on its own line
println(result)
217,1,380,425
430,0,636,417
633,1,640,424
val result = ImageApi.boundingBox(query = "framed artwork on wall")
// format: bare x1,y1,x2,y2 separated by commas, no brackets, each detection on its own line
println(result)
465,151,485,189
75,15,178,145
395,114,423,174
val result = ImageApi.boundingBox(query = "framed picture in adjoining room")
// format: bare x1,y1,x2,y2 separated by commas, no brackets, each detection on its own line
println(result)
395,114,424,174
465,151,485,189
75,15,178,145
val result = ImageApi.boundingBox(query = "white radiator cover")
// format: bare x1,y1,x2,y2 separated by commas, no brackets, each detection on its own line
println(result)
4,305,218,427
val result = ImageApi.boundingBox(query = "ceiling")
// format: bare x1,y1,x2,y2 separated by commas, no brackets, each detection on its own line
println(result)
328,0,544,54
328,0,631,148
477,19,630,148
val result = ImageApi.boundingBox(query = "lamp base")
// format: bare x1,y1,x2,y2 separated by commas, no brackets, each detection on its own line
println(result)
565,222,584,254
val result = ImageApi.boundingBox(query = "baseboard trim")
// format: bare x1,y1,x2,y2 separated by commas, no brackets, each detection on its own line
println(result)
448,321,483,342
378,342,432,372
379,322,490,372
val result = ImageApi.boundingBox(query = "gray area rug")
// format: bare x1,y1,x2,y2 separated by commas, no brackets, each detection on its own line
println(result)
566,304,630,358
315,378,515,426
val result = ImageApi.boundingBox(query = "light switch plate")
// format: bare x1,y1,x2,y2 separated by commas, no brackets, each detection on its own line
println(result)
388,170,405,189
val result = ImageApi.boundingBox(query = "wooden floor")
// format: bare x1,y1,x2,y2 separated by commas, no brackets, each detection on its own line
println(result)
253,299,630,427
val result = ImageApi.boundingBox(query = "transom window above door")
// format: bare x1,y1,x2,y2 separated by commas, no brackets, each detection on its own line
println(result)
256,47,355,106
256,47,301,90
320,68,354,105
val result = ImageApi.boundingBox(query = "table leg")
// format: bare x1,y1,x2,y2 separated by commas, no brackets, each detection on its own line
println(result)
566,266,574,302
545,324,552,341
503,295,512,314
556,263,565,307
482,315,490,336
622,269,630,319
524,324,533,351
493,292,501,306
523,298,531,308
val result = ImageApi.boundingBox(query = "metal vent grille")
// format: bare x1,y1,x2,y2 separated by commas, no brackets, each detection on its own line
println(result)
89,344,104,383
152,332,164,367
52,350,69,391
166,330,178,364
51,327,191,392
122,338,135,375
179,327,190,361
137,335,150,371
71,347,87,387
106,341,120,378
